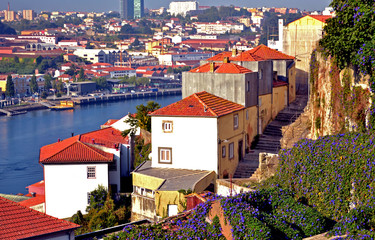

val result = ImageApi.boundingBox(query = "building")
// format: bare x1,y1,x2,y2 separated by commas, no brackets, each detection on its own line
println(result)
120,0,134,19
4,10,16,21
132,91,254,221
283,15,331,94
73,49,127,64
39,127,133,219
158,52,212,66
193,22,245,35
23,9,35,20
18,35,57,44
0,196,79,240
268,19,284,52
168,1,198,16
134,0,144,18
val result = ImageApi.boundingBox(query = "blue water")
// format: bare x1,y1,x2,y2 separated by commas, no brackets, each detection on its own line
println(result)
0,95,181,194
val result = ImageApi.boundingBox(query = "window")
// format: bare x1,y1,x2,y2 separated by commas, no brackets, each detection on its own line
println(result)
246,81,250,92
87,166,96,179
229,143,234,160
258,69,263,80
109,160,117,171
259,98,262,107
222,146,226,158
158,147,172,164
87,192,91,204
246,110,249,120
162,121,173,133
234,114,239,130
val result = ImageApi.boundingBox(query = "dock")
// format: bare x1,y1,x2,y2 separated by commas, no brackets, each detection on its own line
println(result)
72,89,181,105
0,108,27,116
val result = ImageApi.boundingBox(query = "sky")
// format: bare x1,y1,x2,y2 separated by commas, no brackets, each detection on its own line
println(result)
1,0,332,13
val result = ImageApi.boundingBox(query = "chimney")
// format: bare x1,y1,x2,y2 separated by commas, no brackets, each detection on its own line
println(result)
57,138,60,142
232,47,237,57
223,57,229,64
210,62,215,73
92,139,95,144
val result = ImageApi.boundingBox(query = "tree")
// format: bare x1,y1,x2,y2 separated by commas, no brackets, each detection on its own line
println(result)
319,0,375,74
29,75,39,94
78,68,85,81
5,74,14,97
65,67,76,76
121,101,161,137
93,77,109,90
44,74,52,91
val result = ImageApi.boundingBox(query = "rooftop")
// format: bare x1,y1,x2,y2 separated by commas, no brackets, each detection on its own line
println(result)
0,196,79,240
150,91,244,117
135,161,213,191
189,62,252,74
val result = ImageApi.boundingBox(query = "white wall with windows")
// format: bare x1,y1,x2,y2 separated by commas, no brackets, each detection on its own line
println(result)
151,116,218,172
44,163,109,219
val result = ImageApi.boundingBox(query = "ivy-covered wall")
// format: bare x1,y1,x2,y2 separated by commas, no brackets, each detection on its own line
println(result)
309,49,371,138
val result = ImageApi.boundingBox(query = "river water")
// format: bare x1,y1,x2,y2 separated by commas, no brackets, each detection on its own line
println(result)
0,95,181,194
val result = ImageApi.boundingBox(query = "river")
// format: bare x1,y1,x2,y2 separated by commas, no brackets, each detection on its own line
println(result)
0,95,181,194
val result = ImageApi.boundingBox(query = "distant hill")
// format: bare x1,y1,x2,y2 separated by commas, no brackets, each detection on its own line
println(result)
0,22,16,35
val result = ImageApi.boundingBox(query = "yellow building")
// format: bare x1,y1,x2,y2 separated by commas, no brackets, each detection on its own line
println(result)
283,15,332,93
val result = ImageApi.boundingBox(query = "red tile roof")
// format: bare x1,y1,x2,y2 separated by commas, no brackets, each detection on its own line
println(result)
150,91,244,117
39,127,128,164
189,62,252,74
248,44,295,60
0,196,79,240
207,44,294,62
309,15,332,23
40,140,113,164
19,195,45,208
102,119,119,126
273,79,288,87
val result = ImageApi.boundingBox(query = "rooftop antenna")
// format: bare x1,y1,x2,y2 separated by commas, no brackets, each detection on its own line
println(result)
8,2,10,11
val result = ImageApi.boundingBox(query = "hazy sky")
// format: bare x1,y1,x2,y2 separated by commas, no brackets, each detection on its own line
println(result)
2,0,332,13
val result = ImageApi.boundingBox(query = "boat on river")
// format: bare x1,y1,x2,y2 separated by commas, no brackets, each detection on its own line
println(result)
49,101,74,111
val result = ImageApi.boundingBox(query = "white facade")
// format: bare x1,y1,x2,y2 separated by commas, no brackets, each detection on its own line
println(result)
267,19,283,52
168,1,198,17
18,35,57,44
194,22,244,35
158,52,212,65
44,163,109,219
151,116,218,173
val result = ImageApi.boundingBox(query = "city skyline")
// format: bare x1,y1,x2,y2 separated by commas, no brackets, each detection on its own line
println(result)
2,0,331,13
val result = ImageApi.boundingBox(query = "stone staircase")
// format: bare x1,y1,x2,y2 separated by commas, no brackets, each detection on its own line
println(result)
233,94,308,178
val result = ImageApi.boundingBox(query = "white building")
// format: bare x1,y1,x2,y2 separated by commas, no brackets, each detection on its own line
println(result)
158,52,212,65
40,127,132,219
103,67,136,78
193,21,244,35
73,49,127,64
18,35,57,44
267,19,284,52
168,1,198,16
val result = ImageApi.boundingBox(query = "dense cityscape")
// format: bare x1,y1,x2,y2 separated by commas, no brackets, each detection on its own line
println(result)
0,0,374,239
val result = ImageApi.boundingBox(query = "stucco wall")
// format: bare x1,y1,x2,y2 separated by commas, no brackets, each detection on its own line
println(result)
218,110,246,178
272,85,288,119
259,94,272,133
44,163,109,219
182,72,257,107
151,116,219,173
131,193,157,221
155,191,186,218
132,172,165,191
283,16,326,94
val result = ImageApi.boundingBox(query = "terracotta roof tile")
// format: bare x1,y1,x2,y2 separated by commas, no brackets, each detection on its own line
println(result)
102,119,119,126
18,195,45,208
80,127,129,148
248,44,295,60
189,62,252,74
309,15,332,23
40,141,113,164
150,91,244,117
0,196,79,240
206,52,232,61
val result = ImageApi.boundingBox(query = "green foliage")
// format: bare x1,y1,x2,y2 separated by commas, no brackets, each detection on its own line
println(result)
274,132,375,221
44,74,52,91
29,75,39,94
133,138,151,168
0,21,16,34
71,185,131,235
329,205,375,239
40,91,48,99
319,0,375,74
5,74,14,97
92,77,109,90
0,55,63,75
177,189,193,195
221,189,327,239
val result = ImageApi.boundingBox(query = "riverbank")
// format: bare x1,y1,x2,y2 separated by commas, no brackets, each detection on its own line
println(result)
0,88,181,116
